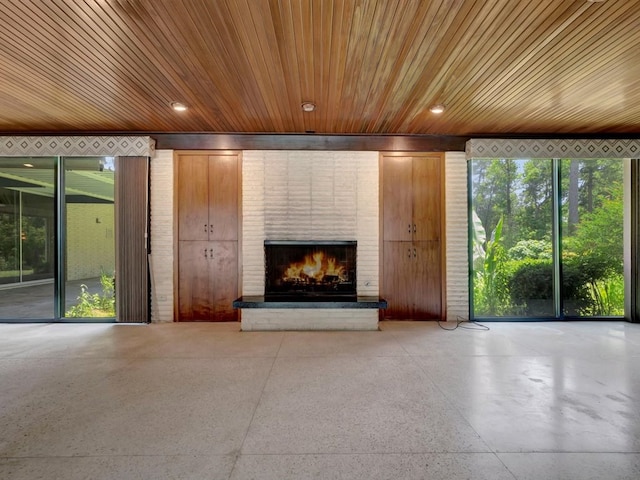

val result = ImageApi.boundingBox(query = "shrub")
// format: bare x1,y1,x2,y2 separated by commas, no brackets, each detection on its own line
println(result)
507,254,622,316
66,271,115,318
508,239,552,261
508,259,554,316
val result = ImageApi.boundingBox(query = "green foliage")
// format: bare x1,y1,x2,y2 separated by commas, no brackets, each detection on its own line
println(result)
516,160,553,240
506,255,623,317
472,159,519,249
471,157,624,318
563,183,623,277
0,212,18,271
66,271,115,318
508,239,552,261
590,275,625,316
473,213,511,315
508,259,552,300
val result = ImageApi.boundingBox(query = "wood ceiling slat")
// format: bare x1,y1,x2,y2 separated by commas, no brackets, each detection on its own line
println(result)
183,0,266,130
404,0,537,132
335,0,382,132
42,0,184,128
435,1,582,132
419,2,570,132
1,2,190,129
268,0,305,131
385,0,491,132
116,0,238,130
354,0,408,131
455,1,640,134
322,0,354,134
438,2,596,133
397,0,504,133
210,0,285,131
0,0,639,134
0,2,121,128
245,0,295,131
143,0,248,131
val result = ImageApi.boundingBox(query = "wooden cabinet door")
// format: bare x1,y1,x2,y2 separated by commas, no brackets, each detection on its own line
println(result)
209,241,238,321
208,155,238,241
176,151,240,322
382,156,413,241
412,156,441,242
178,155,209,241
382,241,414,319
381,153,443,321
412,241,441,319
178,241,212,321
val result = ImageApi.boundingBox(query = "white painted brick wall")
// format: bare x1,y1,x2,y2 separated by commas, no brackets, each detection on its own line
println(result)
445,152,470,320
241,150,379,329
149,149,174,323
241,309,378,331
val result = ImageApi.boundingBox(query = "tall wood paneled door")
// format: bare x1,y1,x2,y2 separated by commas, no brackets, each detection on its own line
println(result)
381,153,444,320
175,151,240,321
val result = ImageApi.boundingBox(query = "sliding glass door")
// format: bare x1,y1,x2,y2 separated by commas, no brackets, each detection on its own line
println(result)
560,159,624,316
0,157,56,319
470,157,624,320
0,156,117,321
64,157,116,318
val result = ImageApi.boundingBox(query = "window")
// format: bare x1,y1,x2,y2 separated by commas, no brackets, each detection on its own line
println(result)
470,158,624,319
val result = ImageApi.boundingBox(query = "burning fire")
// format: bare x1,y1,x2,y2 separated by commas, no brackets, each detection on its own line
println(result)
283,251,347,284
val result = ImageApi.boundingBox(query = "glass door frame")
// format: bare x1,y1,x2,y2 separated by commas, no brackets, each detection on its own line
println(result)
0,155,117,323
468,156,627,322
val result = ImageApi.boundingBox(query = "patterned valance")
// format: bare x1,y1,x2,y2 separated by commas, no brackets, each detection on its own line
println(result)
466,138,640,159
0,136,155,157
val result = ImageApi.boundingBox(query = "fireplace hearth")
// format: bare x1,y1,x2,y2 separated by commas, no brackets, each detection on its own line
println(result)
264,240,357,300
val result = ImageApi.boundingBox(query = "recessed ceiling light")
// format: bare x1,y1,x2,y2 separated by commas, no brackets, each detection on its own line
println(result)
23,163,34,168
171,101,188,112
301,101,316,112
429,104,445,114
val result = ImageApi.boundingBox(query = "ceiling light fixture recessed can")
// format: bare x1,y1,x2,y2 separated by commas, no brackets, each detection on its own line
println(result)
301,101,316,112
429,104,445,114
171,101,188,112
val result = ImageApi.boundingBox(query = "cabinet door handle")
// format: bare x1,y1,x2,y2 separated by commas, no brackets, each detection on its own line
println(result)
204,249,208,258
209,224,214,233
408,224,412,234
204,224,208,233
413,248,417,258
407,248,411,258
413,224,416,234
210,248,213,258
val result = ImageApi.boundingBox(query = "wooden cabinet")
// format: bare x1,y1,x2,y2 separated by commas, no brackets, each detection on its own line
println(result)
382,155,440,242
178,241,238,321
381,154,443,320
178,154,238,241
175,152,240,321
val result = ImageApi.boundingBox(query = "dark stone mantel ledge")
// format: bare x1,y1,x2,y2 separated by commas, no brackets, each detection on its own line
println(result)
233,296,387,309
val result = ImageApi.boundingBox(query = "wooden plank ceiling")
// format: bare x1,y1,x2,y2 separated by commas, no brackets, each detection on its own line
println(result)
0,0,639,135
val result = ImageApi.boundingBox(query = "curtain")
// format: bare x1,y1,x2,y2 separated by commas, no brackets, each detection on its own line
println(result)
115,156,149,322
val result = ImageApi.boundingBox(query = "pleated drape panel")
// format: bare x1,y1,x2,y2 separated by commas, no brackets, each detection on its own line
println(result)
115,156,149,322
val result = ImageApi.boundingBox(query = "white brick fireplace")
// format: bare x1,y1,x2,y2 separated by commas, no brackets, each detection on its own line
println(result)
240,151,380,330
149,149,469,325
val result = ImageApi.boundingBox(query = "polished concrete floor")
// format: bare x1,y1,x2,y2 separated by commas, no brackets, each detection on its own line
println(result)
1,320,640,479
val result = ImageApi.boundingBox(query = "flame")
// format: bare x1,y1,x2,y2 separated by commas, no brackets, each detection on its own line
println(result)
282,251,346,283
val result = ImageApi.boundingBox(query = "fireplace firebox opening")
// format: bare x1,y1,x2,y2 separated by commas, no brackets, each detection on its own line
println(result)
264,240,357,301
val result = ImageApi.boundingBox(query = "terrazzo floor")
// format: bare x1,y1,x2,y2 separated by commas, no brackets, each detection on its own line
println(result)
1,320,640,479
